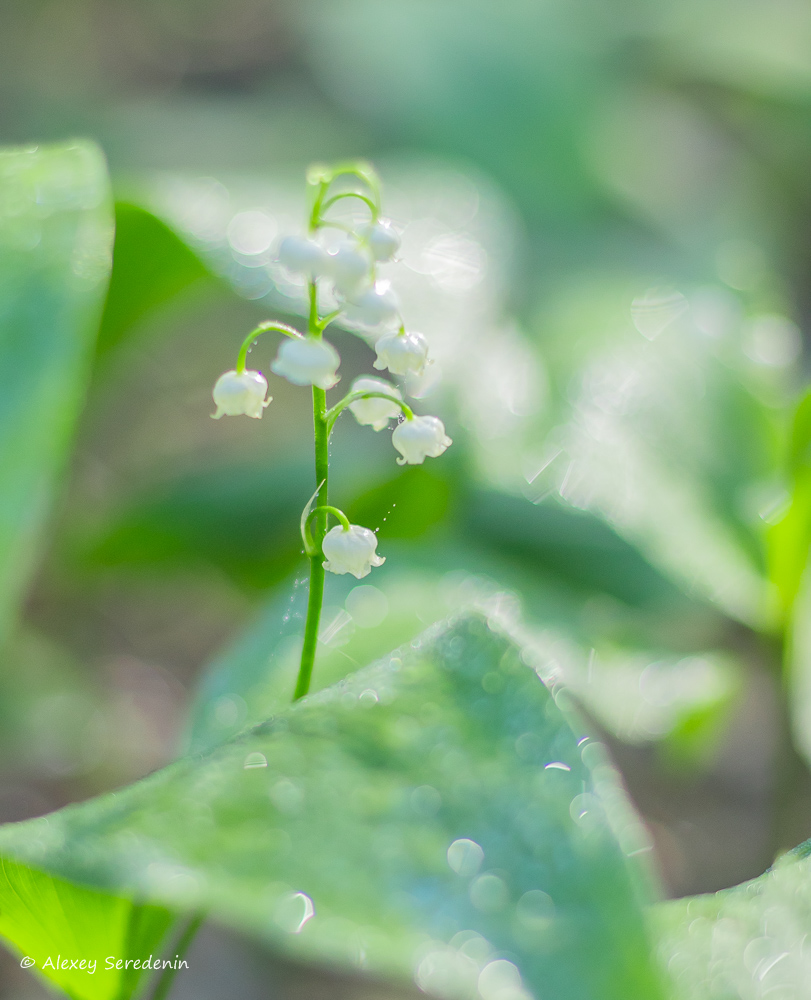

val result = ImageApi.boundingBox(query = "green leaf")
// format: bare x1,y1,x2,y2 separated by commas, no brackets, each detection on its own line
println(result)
0,612,665,1000
654,841,811,999
96,202,213,357
0,857,172,1000
767,389,811,623
0,141,113,643
530,284,779,629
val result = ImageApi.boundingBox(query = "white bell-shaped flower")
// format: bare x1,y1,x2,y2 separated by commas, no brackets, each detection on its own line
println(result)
373,329,430,376
212,369,271,419
361,219,400,262
348,377,402,431
271,336,340,389
322,524,385,579
343,281,399,328
327,239,372,296
278,235,330,278
392,415,452,464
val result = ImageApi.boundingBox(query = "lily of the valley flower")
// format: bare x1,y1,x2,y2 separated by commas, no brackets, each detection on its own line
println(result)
348,377,402,431
343,281,399,328
392,415,452,464
373,329,430,376
328,240,372,296
212,369,271,419
361,219,400,262
272,336,340,389
322,524,385,579
278,235,330,278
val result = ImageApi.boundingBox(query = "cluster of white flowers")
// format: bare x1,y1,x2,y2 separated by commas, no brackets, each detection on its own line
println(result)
210,178,453,582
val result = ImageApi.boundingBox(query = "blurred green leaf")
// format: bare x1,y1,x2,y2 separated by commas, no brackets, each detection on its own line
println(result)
348,465,451,539
96,202,213,356
0,858,171,1000
0,612,665,1000
654,840,811,998
531,284,779,628
0,141,113,645
768,389,811,623
465,490,690,610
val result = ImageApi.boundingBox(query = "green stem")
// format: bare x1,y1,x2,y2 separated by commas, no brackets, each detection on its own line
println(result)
235,321,302,372
321,191,378,219
294,278,329,701
149,914,203,1000
326,390,413,435
302,504,350,553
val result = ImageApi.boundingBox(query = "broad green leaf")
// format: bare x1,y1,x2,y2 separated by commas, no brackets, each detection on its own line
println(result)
0,612,665,1000
96,202,213,357
0,141,113,643
654,841,811,999
0,858,172,1000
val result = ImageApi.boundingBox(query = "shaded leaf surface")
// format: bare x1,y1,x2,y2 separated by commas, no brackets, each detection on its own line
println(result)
0,613,663,1000
96,202,213,356
0,141,113,642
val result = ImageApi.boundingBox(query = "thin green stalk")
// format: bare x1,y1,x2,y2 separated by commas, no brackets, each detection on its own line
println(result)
294,279,329,701
295,385,329,700
149,914,203,1000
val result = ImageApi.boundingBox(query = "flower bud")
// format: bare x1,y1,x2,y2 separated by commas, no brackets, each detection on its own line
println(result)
271,337,341,389
373,329,430,376
212,369,271,419
278,235,330,278
327,240,372,296
361,219,400,262
348,377,402,431
322,524,385,579
343,281,399,328
392,415,452,464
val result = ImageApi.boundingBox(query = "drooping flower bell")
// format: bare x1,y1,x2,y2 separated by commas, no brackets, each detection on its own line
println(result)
212,369,271,419
360,219,400,262
327,240,372,297
373,329,430,376
348,377,402,431
271,337,340,389
343,281,399,328
392,415,452,464
322,524,385,579
278,235,330,278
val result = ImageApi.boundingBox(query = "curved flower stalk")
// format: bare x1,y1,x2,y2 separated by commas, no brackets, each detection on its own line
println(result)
210,161,451,700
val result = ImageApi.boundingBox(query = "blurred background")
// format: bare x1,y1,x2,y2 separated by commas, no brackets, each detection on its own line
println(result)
3,0,811,994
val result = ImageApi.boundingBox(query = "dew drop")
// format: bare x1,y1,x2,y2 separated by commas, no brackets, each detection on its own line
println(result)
447,838,484,877
243,752,268,769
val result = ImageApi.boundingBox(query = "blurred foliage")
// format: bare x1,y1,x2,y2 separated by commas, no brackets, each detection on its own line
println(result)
0,141,112,645
97,202,214,357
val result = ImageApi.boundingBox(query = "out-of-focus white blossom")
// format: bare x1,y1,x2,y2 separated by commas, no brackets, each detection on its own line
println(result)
278,235,330,278
328,240,372,296
348,377,402,431
361,219,400,262
212,369,271,419
343,281,400,328
373,329,430,376
322,524,385,579
271,337,340,389
392,415,452,464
